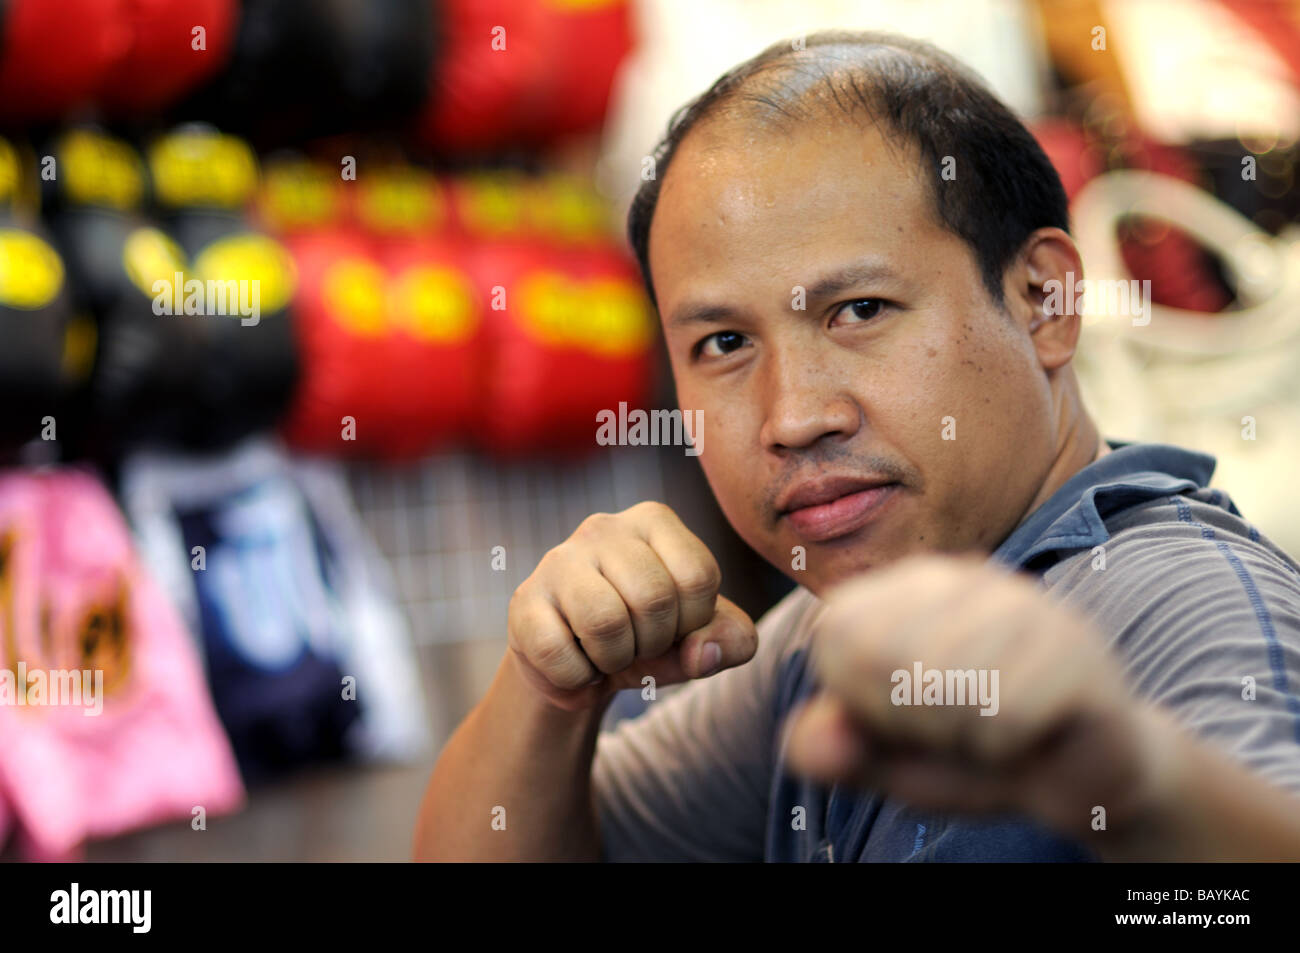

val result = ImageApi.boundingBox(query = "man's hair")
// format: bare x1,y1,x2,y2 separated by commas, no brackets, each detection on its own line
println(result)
626,30,1070,312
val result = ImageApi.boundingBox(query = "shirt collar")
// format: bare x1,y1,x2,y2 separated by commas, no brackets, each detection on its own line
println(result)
992,441,1217,568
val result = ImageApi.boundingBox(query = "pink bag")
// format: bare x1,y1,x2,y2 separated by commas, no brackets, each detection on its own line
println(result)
0,469,244,860
0,787,11,849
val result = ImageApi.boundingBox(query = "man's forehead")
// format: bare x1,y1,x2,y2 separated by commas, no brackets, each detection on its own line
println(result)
653,118,926,240
648,120,933,301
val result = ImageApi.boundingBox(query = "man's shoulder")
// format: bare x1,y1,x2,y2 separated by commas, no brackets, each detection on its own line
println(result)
1042,485,1300,636
754,584,822,643
1041,483,1300,795
1053,485,1298,571
745,584,822,674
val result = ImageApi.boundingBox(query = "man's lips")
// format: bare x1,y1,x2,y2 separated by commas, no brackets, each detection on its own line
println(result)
778,478,900,542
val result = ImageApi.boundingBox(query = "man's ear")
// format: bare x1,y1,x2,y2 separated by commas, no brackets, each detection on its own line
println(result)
1003,227,1085,372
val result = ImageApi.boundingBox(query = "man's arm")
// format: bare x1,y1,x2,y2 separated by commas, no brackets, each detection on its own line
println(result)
1095,703,1300,861
783,551,1300,862
413,653,607,862
412,501,758,862
591,585,814,861
1062,520,1300,861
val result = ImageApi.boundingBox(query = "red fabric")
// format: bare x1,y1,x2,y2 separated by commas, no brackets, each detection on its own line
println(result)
0,0,130,119
524,0,634,141
1034,121,1233,314
420,0,635,151
280,229,394,454
419,0,555,152
371,233,484,457
1116,137,1233,313
281,226,484,459
98,0,240,114
468,238,655,458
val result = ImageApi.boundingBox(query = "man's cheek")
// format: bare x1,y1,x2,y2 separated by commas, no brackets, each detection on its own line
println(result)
698,459,758,535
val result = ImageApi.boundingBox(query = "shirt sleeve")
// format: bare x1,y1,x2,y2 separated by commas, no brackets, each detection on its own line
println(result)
591,586,817,862
1046,503,1300,799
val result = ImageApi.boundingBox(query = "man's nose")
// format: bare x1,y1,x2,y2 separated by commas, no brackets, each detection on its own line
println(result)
757,352,862,453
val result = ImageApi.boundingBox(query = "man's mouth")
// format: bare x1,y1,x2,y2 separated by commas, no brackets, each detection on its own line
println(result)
777,476,900,542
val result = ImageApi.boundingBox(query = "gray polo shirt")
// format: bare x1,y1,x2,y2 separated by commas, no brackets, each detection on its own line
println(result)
592,441,1300,861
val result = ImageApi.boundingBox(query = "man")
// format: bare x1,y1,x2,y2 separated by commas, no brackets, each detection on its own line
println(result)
414,31,1300,861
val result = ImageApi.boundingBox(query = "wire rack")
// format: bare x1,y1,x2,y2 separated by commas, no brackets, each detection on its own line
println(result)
347,447,668,646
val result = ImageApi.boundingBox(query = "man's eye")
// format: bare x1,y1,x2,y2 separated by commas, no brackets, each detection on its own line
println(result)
832,298,889,325
697,330,749,358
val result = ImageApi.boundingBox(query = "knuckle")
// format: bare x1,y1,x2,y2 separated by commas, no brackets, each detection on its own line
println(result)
534,547,570,581
532,636,584,686
550,667,591,691
579,609,631,644
575,511,615,539
676,559,721,599
636,634,674,661
506,591,546,643
629,584,677,621
506,586,526,621
630,500,672,520
508,578,540,612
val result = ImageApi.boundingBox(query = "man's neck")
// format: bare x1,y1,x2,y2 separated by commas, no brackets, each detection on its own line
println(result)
1020,373,1107,522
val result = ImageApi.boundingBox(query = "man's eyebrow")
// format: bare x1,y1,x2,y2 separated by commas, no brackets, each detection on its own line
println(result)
667,259,902,329
805,259,901,299
668,302,738,329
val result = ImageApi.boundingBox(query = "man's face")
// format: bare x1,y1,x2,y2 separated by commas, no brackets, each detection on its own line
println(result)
650,116,1060,596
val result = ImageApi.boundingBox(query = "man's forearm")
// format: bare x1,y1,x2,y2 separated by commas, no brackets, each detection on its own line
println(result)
413,654,609,861
1097,706,1300,862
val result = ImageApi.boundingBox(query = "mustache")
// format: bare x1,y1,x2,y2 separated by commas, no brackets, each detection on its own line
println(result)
762,449,918,517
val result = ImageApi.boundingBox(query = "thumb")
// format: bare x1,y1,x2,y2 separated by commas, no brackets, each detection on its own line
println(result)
676,594,758,679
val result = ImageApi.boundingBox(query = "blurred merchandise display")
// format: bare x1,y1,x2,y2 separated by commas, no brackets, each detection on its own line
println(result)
0,0,633,151
120,438,430,781
1072,170,1300,557
0,0,645,859
1032,120,1235,313
0,135,85,452
177,0,438,146
0,31,651,463
0,164,653,462
0,139,658,462
280,163,484,458
0,468,245,861
98,0,240,117
466,230,655,456
145,125,301,449
0,0,132,121
1098,0,1300,145
419,0,633,152
1028,0,1300,558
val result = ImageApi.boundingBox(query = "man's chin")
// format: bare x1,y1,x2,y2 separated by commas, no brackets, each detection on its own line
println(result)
769,543,895,599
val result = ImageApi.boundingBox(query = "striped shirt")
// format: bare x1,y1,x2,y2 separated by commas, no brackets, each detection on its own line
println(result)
592,441,1300,861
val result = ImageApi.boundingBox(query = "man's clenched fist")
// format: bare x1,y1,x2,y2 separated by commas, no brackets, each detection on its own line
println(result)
784,555,1166,838
508,501,759,712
